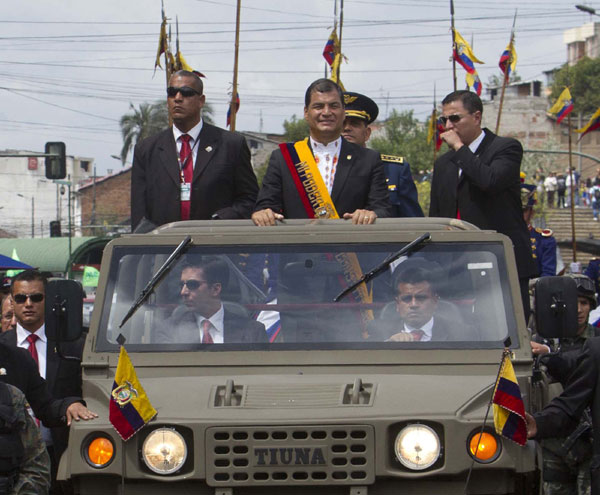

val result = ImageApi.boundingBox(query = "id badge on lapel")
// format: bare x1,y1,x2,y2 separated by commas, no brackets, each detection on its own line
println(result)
181,182,191,201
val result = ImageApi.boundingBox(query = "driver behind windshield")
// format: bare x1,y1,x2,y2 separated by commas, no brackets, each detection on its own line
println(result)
155,258,267,344
370,259,467,342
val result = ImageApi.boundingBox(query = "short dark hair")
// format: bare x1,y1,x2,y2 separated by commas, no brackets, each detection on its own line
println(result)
182,257,229,288
442,90,483,115
304,78,344,108
395,267,437,292
10,270,47,294
171,70,204,95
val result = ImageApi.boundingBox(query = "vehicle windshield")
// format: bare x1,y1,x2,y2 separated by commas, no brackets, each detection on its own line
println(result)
96,241,518,351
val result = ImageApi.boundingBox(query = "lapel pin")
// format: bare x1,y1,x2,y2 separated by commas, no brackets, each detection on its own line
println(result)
0,368,6,376
346,155,352,160
205,146,213,152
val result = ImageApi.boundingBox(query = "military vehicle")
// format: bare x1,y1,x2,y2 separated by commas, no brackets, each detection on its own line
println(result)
51,218,573,494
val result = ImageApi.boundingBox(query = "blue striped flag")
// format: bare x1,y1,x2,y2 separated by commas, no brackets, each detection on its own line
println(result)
492,353,527,446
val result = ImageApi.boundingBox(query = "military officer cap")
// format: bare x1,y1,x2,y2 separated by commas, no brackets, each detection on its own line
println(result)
343,92,379,125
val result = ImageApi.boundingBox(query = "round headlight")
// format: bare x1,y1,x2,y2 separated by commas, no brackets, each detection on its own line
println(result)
142,428,187,475
84,436,115,468
394,424,441,470
468,431,501,463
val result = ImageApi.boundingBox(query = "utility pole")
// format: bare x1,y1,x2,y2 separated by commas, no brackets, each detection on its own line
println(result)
229,0,242,131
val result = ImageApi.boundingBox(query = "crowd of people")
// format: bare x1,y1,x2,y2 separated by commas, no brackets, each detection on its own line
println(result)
3,73,600,493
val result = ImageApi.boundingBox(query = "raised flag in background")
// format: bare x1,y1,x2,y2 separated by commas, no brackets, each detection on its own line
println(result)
109,346,157,441
453,29,484,75
575,107,600,139
492,352,527,446
323,28,339,67
498,41,517,78
548,88,574,124
466,72,482,96
227,93,240,128
154,10,168,71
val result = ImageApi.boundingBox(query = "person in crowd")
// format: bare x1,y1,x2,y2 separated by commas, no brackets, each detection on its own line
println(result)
341,91,423,217
544,172,558,208
557,174,567,209
252,78,391,226
0,294,16,333
131,70,259,232
0,270,95,494
590,181,600,221
429,90,537,321
530,274,599,495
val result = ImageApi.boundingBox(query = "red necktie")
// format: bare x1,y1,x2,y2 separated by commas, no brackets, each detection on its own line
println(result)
201,320,214,344
26,333,39,365
26,334,41,426
180,134,193,220
410,329,425,341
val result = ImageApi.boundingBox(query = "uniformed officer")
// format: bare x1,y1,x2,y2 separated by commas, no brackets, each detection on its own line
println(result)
522,183,557,277
0,382,50,495
342,92,423,217
584,258,600,298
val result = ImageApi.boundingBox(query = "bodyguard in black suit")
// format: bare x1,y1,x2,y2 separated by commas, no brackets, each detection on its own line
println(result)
252,79,391,226
429,90,537,318
131,70,259,231
156,258,267,345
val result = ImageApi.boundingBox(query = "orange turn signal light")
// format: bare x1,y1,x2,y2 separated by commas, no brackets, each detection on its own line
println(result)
87,437,114,467
468,432,500,462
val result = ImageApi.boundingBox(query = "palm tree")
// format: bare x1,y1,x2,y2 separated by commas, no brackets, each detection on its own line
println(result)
119,101,215,164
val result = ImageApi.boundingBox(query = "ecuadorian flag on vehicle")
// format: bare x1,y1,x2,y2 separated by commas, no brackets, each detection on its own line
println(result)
492,353,527,446
109,346,157,441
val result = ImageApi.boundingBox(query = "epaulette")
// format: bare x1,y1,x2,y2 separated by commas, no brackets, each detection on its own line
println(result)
380,154,404,164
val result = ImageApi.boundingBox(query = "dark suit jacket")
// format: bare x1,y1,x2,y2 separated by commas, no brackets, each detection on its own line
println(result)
429,128,537,279
0,329,85,458
254,138,391,218
131,123,259,230
368,315,464,342
155,307,268,344
382,158,423,217
534,337,600,494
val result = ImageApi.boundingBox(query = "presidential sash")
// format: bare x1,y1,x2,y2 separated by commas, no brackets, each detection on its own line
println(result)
279,139,373,337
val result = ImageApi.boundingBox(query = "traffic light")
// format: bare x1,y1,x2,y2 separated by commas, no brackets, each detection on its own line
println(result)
45,142,66,179
50,220,62,237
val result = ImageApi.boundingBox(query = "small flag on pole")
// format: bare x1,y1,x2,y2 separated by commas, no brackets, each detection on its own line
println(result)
109,346,157,441
492,352,527,446
575,107,600,139
499,41,517,77
154,10,168,71
227,93,240,128
453,29,484,75
548,88,574,124
466,71,482,96
323,28,339,67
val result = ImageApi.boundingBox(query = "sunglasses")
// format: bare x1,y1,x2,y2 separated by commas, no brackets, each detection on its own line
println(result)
13,293,44,304
438,114,465,125
167,86,200,98
397,294,431,304
179,280,208,291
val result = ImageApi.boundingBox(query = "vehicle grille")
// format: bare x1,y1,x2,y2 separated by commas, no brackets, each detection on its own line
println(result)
206,425,375,486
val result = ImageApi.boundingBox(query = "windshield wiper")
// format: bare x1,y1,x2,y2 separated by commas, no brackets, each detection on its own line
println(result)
333,232,431,303
119,235,192,328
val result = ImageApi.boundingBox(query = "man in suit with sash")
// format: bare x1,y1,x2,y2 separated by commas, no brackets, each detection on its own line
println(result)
429,90,537,320
252,78,391,226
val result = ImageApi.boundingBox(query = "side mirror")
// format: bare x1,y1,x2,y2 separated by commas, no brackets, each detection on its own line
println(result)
534,276,578,339
45,279,83,342
44,142,66,180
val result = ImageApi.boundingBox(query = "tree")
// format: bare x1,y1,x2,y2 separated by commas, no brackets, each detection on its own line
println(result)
487,71,522,87
119,100,215,164
550,57,600,116
282,114,309,141
369,109,435,174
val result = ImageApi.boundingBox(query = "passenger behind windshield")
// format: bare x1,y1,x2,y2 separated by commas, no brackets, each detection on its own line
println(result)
369,259,476,342
154,258,268,344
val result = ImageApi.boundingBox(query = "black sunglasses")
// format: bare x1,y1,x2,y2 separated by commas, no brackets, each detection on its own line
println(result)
13,293,44,304
167,86,200,98
438,114,465,125
179,280,208,291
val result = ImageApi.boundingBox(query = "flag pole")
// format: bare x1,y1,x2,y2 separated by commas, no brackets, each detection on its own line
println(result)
433,84,439,164
229,0,242,132
450,0,457,91
337,0,344,84
162,2,173,127
568,109,577,263
462,346,510,494
495,11,517,134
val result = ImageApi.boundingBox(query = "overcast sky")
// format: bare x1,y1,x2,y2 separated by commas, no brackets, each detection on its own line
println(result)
0,0,595,174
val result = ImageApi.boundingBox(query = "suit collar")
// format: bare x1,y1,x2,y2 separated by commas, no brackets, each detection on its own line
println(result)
157,129,181,187
330,138,357,203
192,123,221,182
473,127,496,156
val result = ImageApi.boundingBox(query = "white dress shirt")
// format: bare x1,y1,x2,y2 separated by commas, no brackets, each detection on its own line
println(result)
458,129,485,178
309,136,342,194
196,303,225,344
402,317,434,342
